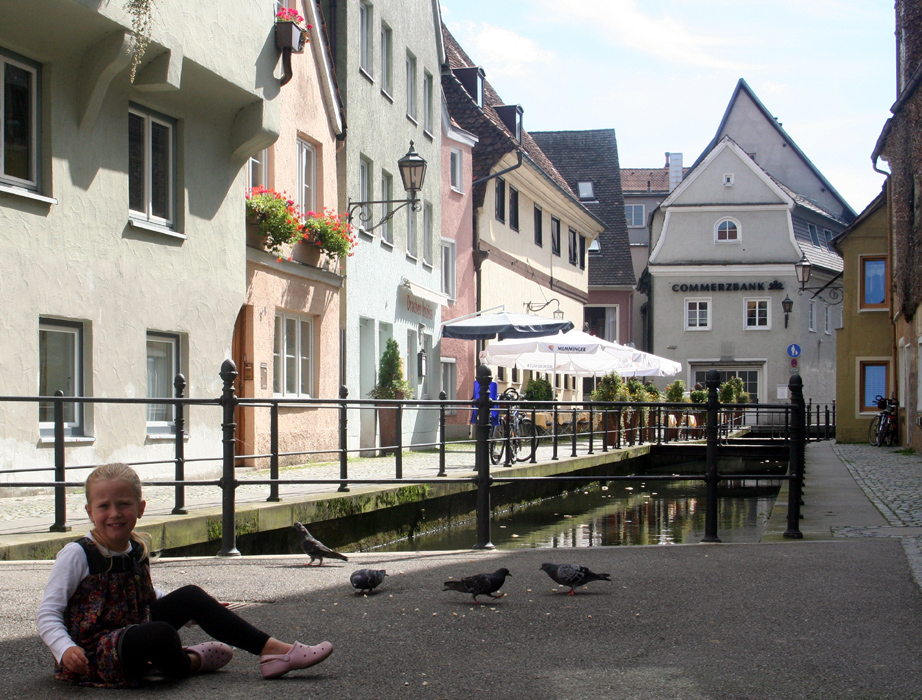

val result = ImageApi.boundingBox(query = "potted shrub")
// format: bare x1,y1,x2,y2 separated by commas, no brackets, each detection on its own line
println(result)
642,382,661,441
689,384,708,438
664,379,688,440
367,338,411,455
624,378,648,446
245,186,305,258
299,208,357,266
591,371,626,447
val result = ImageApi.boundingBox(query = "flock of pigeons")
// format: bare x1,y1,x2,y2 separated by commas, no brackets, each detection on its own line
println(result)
292,522,612,604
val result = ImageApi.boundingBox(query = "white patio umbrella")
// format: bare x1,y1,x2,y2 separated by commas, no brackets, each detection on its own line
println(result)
479,329,681,378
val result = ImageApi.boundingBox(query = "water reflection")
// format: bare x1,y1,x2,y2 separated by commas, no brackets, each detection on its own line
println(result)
371,479,779,552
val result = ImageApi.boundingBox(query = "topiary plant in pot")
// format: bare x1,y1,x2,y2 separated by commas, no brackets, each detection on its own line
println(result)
591,371,626,447
368,338,411,454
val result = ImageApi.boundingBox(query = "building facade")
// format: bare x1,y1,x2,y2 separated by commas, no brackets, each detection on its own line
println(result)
0,1,279,483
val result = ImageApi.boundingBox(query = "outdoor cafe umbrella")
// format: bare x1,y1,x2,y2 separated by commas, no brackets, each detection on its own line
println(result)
440,311,574,340
479,329,682,378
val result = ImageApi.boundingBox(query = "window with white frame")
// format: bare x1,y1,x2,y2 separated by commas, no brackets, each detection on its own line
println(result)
625,204,644,227
685,299,711,331
247,148,268,190
861,256,888,308
129,106,175,226
808,300,817,331
534,205,543,247
407,206,418,258
273,313,313,397
568,228,578,265
380,170,393,243
859,361,888,412
39,319,84,436
745,298,770,329
405,51,417,121
423,201,433,265
824,303,830,334
358,156,372,231
297,139,315,215
441,359,457,414
716,218,739,242
509,187,519,231
380,23,392,95
147,332,179,432
423,71,433,133
359,1,373,76
441,238,456,300
551,217,561,256
1,51,39,189
823,229,834,250
449,148,463,192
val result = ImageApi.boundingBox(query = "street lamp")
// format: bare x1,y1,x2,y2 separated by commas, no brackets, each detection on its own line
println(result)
525,298,565,320
782,294,793,328
793,253,843,304
347,141,427,232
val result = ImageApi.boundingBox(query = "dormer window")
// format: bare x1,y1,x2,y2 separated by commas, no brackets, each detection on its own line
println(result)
494,104,523,141
452,66,485,107
577,181,595,200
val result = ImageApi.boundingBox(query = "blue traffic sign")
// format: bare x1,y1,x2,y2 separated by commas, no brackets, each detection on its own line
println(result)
787,344,801,358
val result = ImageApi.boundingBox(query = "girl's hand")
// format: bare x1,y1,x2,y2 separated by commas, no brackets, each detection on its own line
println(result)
62,646,88,675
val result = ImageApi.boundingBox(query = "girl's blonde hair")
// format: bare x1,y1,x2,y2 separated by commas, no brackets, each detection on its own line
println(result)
85,462,151,560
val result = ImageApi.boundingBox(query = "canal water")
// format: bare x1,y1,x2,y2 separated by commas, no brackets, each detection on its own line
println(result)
366,478,780,552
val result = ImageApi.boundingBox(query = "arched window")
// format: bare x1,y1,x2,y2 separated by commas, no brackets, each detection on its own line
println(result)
715,218,739,242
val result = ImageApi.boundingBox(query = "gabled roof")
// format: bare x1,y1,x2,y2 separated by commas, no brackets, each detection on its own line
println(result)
531,129,635,287
831,182,887,253
441,25,594,218
621,167,688,194
688,79,855,222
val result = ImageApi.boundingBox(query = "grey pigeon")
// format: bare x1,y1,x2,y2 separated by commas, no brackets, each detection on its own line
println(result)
350,568,387,594
540,562,611,595
442,568,511,604
292,522,348,566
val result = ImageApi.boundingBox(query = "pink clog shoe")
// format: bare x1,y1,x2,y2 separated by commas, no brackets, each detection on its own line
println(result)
259,641,333,679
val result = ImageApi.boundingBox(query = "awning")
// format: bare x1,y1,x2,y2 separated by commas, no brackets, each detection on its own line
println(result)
402,278,448,306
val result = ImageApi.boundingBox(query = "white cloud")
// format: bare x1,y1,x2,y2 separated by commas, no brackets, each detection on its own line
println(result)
449,21,556,79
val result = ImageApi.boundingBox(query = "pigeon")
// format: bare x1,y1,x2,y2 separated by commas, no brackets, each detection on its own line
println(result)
350,569,387,594
292,522,348,566
442,568,511,604
540,563,611,595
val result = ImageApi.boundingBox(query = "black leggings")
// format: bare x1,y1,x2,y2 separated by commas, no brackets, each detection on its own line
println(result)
119,585,271,679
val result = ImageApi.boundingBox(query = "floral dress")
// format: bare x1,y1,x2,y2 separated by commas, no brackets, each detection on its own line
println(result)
54,537,157,688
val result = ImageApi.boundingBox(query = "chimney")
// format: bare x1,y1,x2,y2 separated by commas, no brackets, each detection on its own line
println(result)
666,152,683,192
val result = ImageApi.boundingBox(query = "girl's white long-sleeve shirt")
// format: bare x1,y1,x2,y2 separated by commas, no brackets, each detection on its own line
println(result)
36,532,164,663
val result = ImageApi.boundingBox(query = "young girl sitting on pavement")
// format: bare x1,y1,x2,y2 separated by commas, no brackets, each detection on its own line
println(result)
37,462,333,687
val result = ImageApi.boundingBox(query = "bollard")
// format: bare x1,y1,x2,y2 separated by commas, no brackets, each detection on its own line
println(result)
50,391,70,533
395,402,403,479
785,374,805,539
218,360,241,557
473,364,495,550
338,386,350,492
702,369,721,543
437,391,447,477
172,374,188,514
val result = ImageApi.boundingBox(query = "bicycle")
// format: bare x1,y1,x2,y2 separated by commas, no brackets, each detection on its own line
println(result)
868,395,898,447
489,387,537,465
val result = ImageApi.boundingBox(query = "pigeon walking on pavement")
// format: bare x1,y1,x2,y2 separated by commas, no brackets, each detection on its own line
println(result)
540,563,611,595
293,522,349,566
442,568,511,604
350,569,387,594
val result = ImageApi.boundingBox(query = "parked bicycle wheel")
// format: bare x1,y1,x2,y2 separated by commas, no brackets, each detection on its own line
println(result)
516,419,537,462
868,416,882,446
489,423,506,464
880,418,896,447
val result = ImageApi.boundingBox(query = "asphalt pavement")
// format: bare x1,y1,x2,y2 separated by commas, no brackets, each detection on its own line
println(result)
2,440,922,699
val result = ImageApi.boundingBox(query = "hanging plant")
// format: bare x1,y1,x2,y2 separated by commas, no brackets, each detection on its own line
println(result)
125,0,157,83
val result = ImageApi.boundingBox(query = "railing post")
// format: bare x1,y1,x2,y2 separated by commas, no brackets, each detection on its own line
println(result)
395,402,403,479
49,391,70,533
338,386,350,492
172,374,188,514
503,401,513,467
474,364,494,549
218,360,241,557
702,369,722,543
529,406,538,463
268,401,280,501
785,374,805,539
437,391,447,476
570,406,578,457
551,401,559,461
587,403,595,455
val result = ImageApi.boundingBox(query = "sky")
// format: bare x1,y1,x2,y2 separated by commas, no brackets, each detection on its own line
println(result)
439,0,896,214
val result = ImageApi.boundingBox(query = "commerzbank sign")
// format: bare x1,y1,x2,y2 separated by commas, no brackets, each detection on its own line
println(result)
671,280,785,293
